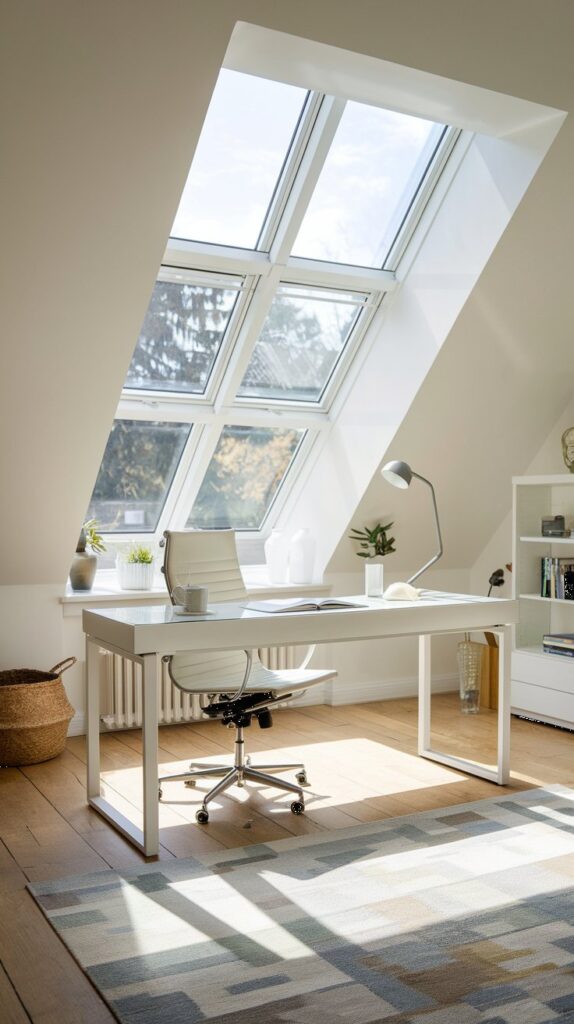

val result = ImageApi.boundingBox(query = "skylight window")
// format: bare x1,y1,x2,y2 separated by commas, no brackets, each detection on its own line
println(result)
292,102,446,268
125,272,242,394
86,420,191,532
171,70,308,249
237,285,367,403
187,425,304,530
93,68,457,548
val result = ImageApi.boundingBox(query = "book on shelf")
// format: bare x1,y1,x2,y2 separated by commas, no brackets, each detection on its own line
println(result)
543,633,574,646
540,557,574,599
244,598,366,614
543,643,574,658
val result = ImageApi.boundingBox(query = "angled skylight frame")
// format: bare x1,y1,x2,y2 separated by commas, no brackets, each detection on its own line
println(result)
383,124,461,271
170,69,311,253
185,422,310,532
123,266,254,404
290,102,456,271
236,281,375,408
105,65,460,548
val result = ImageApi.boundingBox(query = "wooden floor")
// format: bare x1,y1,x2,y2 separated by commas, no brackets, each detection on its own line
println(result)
1,694,573,1022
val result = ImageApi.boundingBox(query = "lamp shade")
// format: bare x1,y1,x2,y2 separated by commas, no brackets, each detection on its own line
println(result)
381,460,412,489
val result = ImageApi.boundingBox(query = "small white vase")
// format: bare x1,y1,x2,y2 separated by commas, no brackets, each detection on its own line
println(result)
289,528,315,584
365,560,384,597
264,529,288,584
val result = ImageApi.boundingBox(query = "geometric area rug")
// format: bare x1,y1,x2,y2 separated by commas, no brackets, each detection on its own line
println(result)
28,786,574,1024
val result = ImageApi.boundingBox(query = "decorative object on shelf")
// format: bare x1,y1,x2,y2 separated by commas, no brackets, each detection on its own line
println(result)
561,427,574,472
264,529,288,584
69,519,105,592
0,657,76,765
288,528,315,584
457,634,482,714
349,521,396,597
117,543,155,590
381,459,443,584
541,514,569,537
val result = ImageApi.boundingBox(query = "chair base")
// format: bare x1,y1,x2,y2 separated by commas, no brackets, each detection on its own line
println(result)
158,724,308,822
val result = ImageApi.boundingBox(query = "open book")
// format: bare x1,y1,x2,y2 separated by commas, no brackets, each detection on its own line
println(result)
244,598,365,614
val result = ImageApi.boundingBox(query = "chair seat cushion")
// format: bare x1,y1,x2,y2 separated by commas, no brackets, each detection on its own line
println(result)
168,649,336,695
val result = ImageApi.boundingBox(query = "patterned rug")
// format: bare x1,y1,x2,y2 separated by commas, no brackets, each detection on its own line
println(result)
29,786,574,1024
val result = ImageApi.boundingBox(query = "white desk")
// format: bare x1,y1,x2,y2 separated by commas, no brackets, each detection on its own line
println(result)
83,591,517,856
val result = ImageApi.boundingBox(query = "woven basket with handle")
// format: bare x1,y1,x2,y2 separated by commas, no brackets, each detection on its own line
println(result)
0,657,76,766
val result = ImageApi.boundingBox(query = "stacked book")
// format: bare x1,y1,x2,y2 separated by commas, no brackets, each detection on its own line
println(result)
543,633,574,657
540,557,574,599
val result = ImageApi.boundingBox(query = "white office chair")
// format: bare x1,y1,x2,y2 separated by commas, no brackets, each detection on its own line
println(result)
158,529,337,822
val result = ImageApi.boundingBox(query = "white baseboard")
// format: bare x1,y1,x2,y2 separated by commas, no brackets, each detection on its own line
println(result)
68,712,85,736
67,675,459,735
296,673,458,707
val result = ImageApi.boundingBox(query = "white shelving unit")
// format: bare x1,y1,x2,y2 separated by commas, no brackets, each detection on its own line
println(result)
512,474,574,728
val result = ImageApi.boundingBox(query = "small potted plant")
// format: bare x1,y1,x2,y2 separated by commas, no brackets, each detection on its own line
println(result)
117,543,156,591
349,521,396,596
69,519,106,592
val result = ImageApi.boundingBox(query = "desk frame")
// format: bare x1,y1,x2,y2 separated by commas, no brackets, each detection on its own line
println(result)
84,595,515,856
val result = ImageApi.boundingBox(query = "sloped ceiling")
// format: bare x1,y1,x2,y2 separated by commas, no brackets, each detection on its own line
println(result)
1,0,573,584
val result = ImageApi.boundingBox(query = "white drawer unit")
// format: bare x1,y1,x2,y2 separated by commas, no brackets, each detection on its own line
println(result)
512,475,574,729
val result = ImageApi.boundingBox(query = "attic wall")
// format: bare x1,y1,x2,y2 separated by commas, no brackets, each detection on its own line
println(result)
1,0,574,680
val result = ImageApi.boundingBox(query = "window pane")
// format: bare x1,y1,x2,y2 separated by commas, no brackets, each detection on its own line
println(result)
171,70,307,249
187,425,303,530
86,420,191,532
237,286,364,403
125,275,240,394
292,102,445,267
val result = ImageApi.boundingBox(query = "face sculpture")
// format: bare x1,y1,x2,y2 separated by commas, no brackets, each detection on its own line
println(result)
562,428,574,473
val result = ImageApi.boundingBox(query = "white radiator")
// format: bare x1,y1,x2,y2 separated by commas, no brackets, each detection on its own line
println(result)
99,646,298,730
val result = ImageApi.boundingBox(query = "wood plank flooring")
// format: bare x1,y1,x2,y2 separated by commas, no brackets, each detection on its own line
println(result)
0,694,572,1022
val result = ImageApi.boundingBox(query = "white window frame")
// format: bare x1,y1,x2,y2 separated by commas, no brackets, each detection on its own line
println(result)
105,83,459,554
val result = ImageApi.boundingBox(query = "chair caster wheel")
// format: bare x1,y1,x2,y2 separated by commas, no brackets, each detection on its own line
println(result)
184,779,197,788
296,771,309,786
158,788,163,800
291,801,304,816
196,809,209,824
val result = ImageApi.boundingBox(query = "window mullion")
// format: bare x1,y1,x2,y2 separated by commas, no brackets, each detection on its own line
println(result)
163,417,227,531
212,267,283,411
269,95,346,266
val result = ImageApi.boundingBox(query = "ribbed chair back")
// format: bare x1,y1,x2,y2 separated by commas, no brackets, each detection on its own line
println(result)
162,529,247,604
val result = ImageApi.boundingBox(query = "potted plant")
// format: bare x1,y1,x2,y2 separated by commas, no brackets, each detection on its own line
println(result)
117,543,156,591
349,521,396,597
69,519,106,592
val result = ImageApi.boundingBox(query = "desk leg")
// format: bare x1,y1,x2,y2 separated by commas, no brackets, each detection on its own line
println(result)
141,653,160,857
418,634,431,755
496,624,511,785
418,626,511,785
86,637,101,799
86,645,160,858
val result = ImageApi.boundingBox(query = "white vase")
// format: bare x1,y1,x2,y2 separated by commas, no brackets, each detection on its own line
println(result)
117,559,155,591
289,528,315,584
264,529,288,584
365,560,384,597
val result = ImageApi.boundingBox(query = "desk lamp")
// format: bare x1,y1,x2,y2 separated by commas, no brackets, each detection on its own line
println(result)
381,460,443,585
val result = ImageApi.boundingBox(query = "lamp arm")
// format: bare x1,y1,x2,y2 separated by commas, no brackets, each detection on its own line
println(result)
406,473,443,585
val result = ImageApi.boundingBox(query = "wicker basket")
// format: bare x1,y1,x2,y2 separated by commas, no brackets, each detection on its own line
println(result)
0,657,76,766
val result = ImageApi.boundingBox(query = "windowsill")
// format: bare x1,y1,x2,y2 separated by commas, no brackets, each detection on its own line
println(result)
61,566,330,614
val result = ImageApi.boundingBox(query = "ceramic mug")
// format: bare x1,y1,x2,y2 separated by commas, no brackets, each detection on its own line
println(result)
172,584,208,614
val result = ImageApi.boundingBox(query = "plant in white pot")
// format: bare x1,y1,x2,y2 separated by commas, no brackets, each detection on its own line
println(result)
348,521,396,597
69,520,106,592
117,543,156,591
